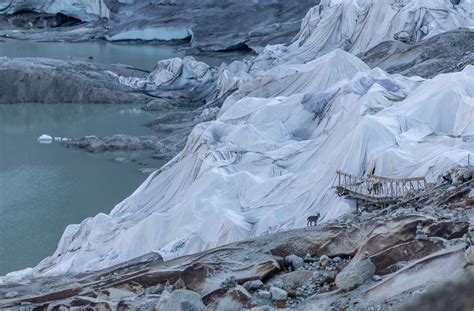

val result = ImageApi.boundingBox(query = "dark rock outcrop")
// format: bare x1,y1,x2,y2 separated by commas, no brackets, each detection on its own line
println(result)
64,134,163,153
0,57,152,103
360,28,474,78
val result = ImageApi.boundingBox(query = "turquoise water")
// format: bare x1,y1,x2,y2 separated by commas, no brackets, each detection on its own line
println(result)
0,39,231,276
0,40,235,70
0,104,165,275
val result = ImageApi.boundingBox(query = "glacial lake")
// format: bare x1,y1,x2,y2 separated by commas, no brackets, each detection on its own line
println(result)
0,39,241,70
0,104,165,275
0,39,237,276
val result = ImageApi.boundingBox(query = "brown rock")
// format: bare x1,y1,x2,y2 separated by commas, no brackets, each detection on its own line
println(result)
273,300,288,308
157,289,206,311
427,221,468,239
179,263,216,293
465,198,474,206
370,239,444,275
358,217,423,256
270,226,368,258
204,285,252,311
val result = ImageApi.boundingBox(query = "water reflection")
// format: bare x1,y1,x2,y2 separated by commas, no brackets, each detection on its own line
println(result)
0,40,237,70
0,104,164,275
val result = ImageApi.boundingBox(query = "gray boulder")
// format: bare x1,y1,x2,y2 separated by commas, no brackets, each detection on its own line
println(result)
257,290,272,300
286,254,304,270
335,253,376,291
157,289,206,311
269,286,288,301
243,280,263,291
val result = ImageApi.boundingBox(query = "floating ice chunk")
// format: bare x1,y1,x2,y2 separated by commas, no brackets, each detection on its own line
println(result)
37,134,53,144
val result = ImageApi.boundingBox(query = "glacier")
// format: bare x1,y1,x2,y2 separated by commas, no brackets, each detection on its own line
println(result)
1,0,110,21
0,0,318,51
106,26,193,42
2,0,474,281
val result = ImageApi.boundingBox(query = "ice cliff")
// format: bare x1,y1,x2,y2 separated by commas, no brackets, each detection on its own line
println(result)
3,0,474,280
0,0,318,51
1,0,110,21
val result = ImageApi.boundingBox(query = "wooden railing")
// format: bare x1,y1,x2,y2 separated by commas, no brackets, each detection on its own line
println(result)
335,170,428,200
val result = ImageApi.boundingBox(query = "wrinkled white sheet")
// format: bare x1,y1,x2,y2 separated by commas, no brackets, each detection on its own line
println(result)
3,0,473,280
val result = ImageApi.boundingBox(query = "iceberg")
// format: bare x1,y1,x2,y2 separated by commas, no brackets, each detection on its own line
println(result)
37,134,53,144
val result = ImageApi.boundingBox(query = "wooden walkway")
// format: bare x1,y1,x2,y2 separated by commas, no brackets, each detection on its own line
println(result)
334,170,429,205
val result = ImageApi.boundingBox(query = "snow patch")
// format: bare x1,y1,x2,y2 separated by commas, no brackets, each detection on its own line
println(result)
107,27,193,41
